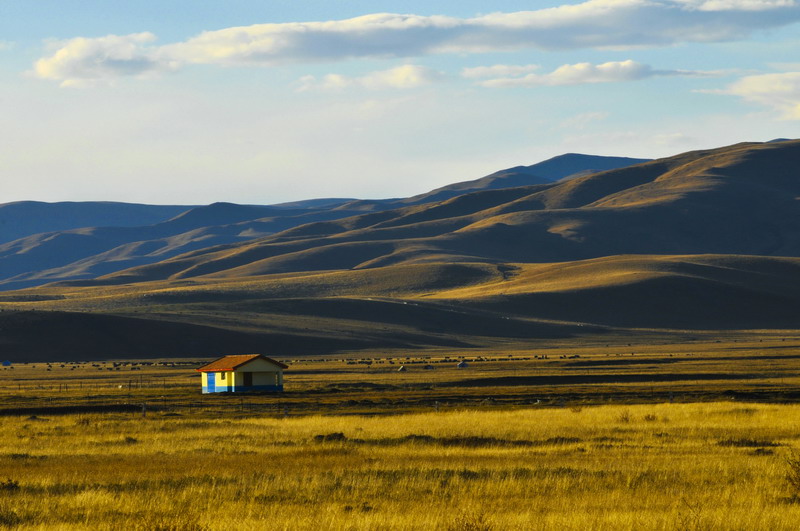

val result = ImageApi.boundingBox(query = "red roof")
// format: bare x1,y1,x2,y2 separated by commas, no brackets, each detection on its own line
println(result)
196,354,288,372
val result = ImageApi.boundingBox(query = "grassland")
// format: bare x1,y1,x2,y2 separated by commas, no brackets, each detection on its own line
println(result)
1,332,799,529
1,335,799,415
0,236,797,528
1,402,800,530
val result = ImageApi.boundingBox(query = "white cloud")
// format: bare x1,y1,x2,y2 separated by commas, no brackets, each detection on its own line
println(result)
461,64,540,79
32,0,800,86
296,65,445,91
33,33,175,87
723,71,800,118
476,60,712,87
164,1,800,62
0,41,14,52
482,60,652,87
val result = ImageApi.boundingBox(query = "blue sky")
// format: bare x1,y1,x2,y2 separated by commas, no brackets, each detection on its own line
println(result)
2,0,799,204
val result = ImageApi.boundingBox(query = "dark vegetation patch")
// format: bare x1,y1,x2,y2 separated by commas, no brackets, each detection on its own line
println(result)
321,382,400,392
364,466,607,483
0,405,146,417
564,354,800,368
312,432,581,447
19,475,244,497
591,436,625,443
7,453,46,461
750,448,775,456
0,479,20,492
712,407,759,416
91,436,141,447
717,438,781,447
440,372,766,388
0,294,65,302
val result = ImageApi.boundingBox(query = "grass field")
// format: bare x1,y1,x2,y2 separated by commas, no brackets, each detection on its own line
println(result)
1,334,798,415
1,402,800,530
1,335,799,529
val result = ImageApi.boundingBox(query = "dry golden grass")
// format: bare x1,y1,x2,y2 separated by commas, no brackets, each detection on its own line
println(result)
2,403,800,530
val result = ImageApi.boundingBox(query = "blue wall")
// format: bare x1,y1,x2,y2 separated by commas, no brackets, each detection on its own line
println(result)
201,384,283,394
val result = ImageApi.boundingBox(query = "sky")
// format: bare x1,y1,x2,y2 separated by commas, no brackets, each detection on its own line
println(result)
1,0,799,205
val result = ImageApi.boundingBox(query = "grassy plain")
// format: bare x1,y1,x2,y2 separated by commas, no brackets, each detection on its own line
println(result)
1,402,800,530
0,337,799,529
1,334,798,415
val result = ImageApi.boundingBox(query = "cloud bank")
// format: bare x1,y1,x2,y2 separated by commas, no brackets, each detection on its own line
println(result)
296,65,444,91
472,60,716,87
461,64,541,79
33,0,800,86
34,33,174,87
724,71,800,118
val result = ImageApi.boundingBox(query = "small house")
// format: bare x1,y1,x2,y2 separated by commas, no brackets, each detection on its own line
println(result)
196,354,287,394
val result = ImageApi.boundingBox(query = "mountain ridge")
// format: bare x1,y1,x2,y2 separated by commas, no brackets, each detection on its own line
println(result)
70,140,798,286
0,153,648,290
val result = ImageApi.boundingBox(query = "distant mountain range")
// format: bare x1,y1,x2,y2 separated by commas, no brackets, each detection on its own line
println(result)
0,202,191,245
69,140,799,285
0,153,646,290
1,141,798,361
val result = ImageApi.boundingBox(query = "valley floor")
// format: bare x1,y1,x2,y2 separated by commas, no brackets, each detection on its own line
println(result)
1,334,799,415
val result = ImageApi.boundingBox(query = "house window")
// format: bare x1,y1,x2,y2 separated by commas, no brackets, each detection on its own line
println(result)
243,372,252,386
220,372,226,380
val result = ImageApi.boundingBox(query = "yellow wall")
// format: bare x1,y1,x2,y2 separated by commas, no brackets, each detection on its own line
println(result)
203,370,235,390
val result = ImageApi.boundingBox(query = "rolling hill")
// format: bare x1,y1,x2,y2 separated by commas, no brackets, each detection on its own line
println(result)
84,140,799,284
1,254,798,361
0,140,797,361
0,201,193,244
328,153,649,211
0,154,646,291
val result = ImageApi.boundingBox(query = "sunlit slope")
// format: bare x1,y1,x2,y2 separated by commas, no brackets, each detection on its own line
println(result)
435,254,800,329
82,140,800,285
434,255,800,297
42,263,502,304
12,254,800,329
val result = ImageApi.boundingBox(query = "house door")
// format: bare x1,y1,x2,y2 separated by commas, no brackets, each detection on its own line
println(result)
243,372,252,387
207,373,216,392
